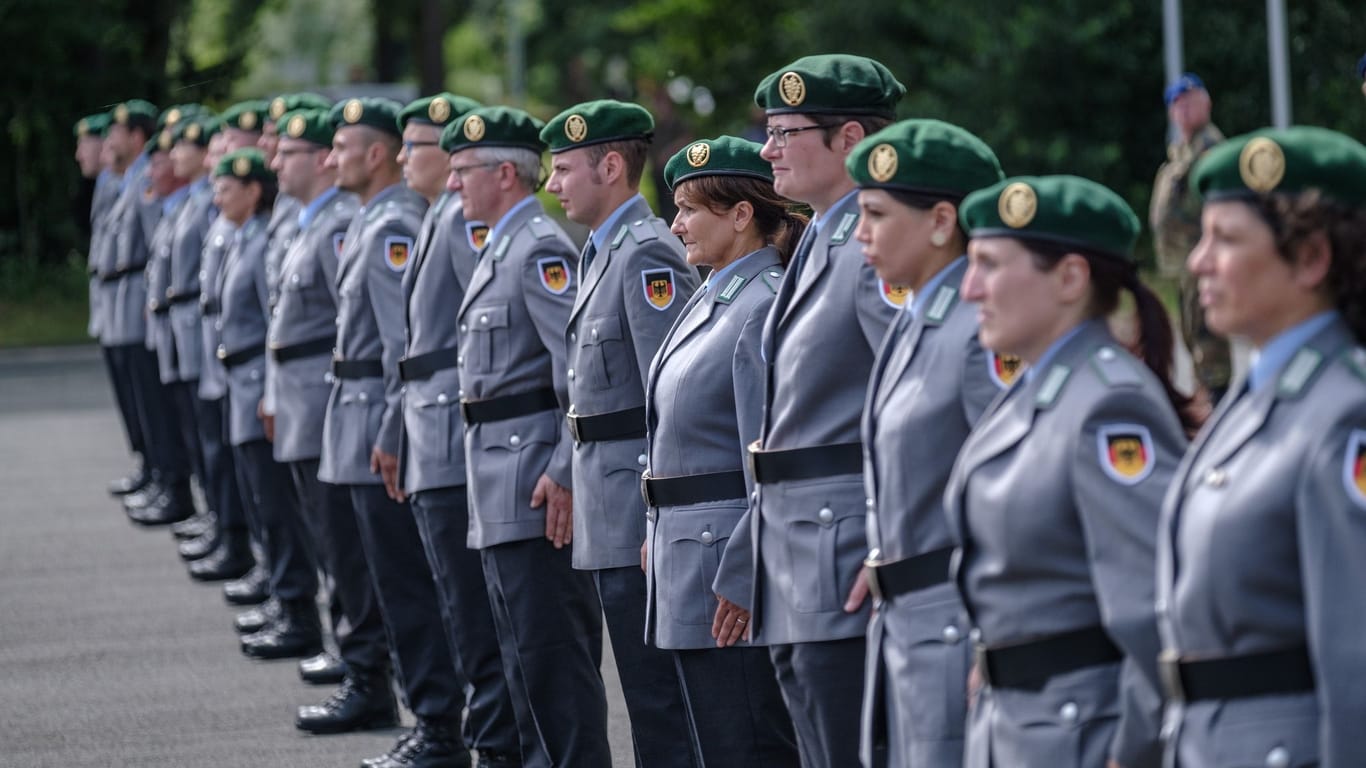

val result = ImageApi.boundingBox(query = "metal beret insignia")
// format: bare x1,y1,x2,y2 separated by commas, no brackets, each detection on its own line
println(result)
778,72,806,107
868,143,898,183
428,98,451,124
233,155,251,177
158,130,172,150
685,142,710,168
286,115,306,138
463,114,486,142
998,182,1038,229
166,108,182,125
565,114,588,143
1239,137,1286,193
270,97,287,120
343,99,364,124
114,104,129,124
186,123,202,141
77,119,89,135
239,111,258,131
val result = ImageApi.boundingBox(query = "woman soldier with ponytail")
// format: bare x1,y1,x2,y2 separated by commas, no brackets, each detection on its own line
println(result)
946,175,1194,768
1158,127,1366,768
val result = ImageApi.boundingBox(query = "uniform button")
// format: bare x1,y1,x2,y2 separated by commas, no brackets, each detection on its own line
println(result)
818,507,834,524
1265,746,1290,768
591,328,599,340
567,368,575,380
509,434,521,446
291,274,300,284
750,491,759,503
1098,347,1116,361
646,508,657,521
358,392,368,403
249,369,260,381
700,530,714,545
480,315,489,325
569,332,577,342
1058,701,1078,724
942,625,961,644
436,394,448,404
970,627,983,643
215,321,223,330
199,270,207,282
458,389,465,398
1205,468,1227,487
637,454,647,467
457,355,464,365
866,497,875,510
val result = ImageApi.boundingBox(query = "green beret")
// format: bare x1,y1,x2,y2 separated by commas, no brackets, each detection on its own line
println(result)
158,104,205,131
664,135,771,190
540,99,653,154
148,127,177,155
172,114,218,148
441,106,545,154
109,99,158,132
74,113,110,138
268,93,332,123
755,54,905,118
1192,125,1366,208
960,175,1140,262
214,148,275,183
277,108,334,147
398,93,484,131
221,100,269,133
847,119,1003,198
328,97,404,138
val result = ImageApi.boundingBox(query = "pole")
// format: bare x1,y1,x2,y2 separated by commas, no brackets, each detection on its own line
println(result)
1266,0,1292,127
1162,0,1183,143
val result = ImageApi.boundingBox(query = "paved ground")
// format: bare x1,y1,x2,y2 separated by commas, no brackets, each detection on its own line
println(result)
0,345,633,767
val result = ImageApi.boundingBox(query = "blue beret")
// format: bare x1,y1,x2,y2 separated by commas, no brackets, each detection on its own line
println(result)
1163,73,1205,106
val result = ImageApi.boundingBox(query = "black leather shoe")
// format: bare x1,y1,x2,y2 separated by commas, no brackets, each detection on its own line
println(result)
241,600,322,660
171,510,216,540
178,528,220,561
108,466,151,496
127,491,196,526
474,752,521,768
299,651,347,685
295,674,398,735
188,534,254,582
234,596,280,634
222,564,270,604
365,719,470,768
121,480,165,510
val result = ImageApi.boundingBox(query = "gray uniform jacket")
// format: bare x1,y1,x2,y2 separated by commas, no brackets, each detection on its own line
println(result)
217,214,271,447
87,173,122,339
146,190,188,380
458,198,577,548
1158,316,1366,768
565,197,699,570
398,192,481,494
166,180,216,383
749,193,898,644
260,194,302,418
643,247,783,649
859,258,1006,767
197,215,237,401
102,165,161,346
267,189,358,463
944,320,1181,768
318,184,427,486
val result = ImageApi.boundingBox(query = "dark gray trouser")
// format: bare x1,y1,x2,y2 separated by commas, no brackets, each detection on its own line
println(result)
769,637,867,768
673,645,799,767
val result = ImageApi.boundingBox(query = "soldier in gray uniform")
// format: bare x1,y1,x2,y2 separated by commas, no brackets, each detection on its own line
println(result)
395,95,521,766
211,148,323,661
263,108,389,704
542,99,699,768
443,105,611,768
744,55,904,768
315,97,469,768
948,175,1197,768
1159,127,1366,768
644,136,801,766
845,120,1006,768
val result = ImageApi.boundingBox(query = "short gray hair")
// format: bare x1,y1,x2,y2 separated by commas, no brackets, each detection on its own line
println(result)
470,146,543,192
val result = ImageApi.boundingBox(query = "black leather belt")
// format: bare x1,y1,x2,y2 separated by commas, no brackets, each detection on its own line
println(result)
864,546,955,603
399,346,459,382
271,336,334,363
749,441,863,484
150,301,170,315
567,407,646,443
331,358,384,379
100,264,146,283
201,298,220,316
218,344,265,370
1159,646,1314,702
166,291,199,307
976,625,1122,691
461,387,558,424
641,470,748,508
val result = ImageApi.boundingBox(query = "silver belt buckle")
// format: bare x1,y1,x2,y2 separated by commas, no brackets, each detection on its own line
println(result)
1158,650,1185,701
974,642,991,687
863,554,885,603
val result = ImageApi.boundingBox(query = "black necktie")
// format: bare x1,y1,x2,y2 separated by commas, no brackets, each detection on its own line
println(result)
581,238,597,273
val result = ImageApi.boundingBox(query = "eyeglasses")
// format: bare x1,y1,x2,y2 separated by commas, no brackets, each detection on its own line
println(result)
764,123,829,149
403,140,441,154
449,161,499,179
276,147,321,158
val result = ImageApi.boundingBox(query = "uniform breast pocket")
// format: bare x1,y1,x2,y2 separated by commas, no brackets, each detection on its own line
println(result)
408,396,455,463
471,414,557,524
892,589,971,742
579,313,626,390
660,507,738,625
283,267,317,304
466,303,510,374
780,479,866,614
993,663,1120,768
1213,695,1319,768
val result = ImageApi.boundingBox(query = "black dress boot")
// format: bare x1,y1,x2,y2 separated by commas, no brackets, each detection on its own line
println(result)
127,482,196,526
295,673,398,735
171,509,216,540
108,465,151,496
222,563,270,604
121,478,165,510
365,718,471,768
187,531,253,582
299,651,347,685
240,599,323,660
178,527,220,561
234,596,280,634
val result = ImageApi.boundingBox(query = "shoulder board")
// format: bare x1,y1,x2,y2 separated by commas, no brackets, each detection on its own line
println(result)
628,218,659,244
1035,364,1072,409
715,274,749,305
829,212,859,245
527,215,557,240
924,286,959,324
760,268,783,294
1089,346,1142,388
611,224,629,249
1277,346,1324,399
492,234,512,261
1343,347,1366,383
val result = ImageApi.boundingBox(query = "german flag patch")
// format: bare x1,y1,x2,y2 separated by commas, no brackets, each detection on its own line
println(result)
641,268,676,311
879,279,910,309
987,350,1023,389
537,256,571,295
466,221,489,251
1097,424,1154,485
1342,429,1366,509
383,236,412,272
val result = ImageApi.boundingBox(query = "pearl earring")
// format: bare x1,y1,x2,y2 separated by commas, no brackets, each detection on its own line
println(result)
930,231,948,247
